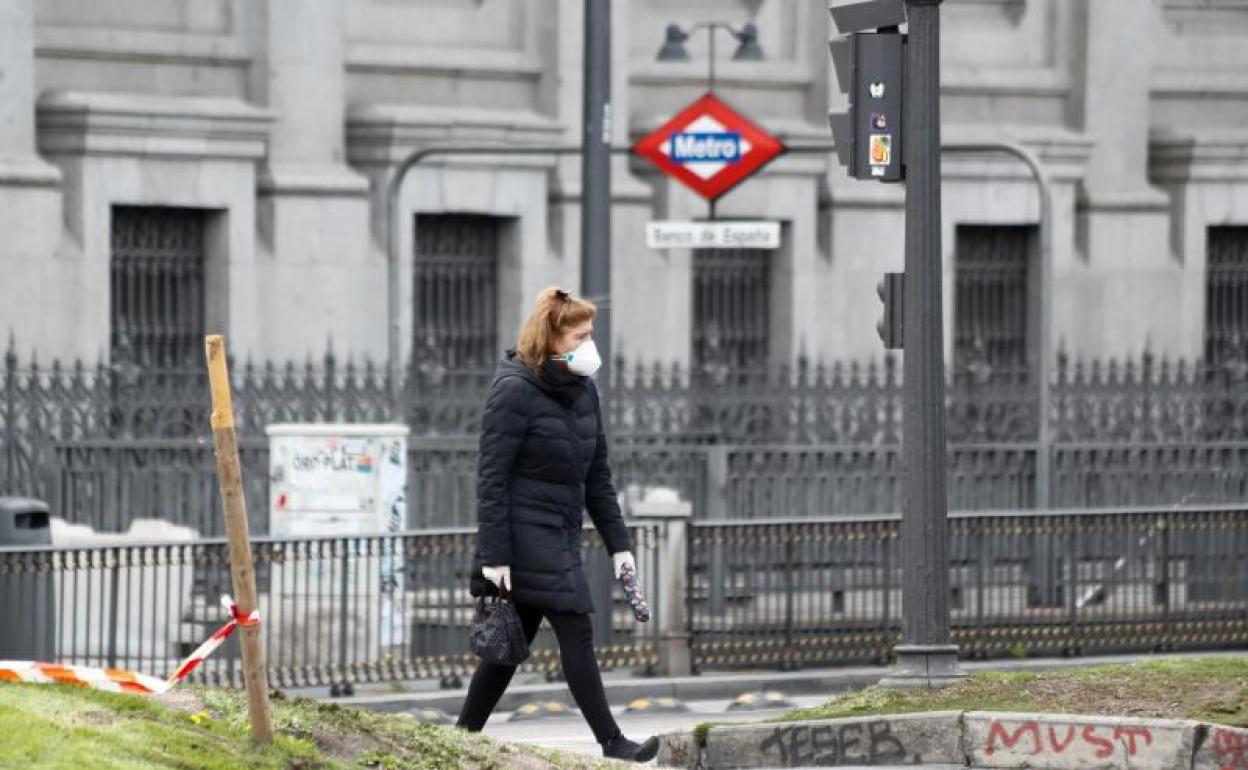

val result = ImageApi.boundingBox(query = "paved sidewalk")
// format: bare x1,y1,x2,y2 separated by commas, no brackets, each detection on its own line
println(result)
482,695,828,764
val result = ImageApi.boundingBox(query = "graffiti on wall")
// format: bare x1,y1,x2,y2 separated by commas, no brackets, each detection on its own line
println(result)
757,720,921,766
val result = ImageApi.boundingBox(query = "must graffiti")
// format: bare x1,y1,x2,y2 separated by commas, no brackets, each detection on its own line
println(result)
984,720,1154,760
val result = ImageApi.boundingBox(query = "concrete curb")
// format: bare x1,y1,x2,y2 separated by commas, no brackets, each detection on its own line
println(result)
658,711,1233,769
1193,723,1248,770
700,712,963,769
966,711,1198,770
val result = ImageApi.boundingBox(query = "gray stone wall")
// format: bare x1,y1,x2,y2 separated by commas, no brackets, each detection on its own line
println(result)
1,0,1246,365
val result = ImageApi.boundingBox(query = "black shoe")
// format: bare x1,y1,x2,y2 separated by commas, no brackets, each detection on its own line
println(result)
601,734,659,763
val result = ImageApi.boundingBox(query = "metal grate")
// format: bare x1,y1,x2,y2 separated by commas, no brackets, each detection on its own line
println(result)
110,207,207,367
693,247,771,370
954,225,1034,370
413,214,501,367
1205,226,1248,366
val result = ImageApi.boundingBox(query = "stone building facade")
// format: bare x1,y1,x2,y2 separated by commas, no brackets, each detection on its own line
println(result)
2,0,1247,373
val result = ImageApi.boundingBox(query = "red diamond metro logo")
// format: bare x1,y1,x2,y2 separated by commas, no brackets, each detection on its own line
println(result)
632,93,786,202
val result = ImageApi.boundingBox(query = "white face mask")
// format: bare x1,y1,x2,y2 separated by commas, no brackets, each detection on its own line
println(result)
555,339,602,378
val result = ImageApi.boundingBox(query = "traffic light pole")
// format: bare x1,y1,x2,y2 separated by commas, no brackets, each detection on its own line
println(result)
879,0,965,688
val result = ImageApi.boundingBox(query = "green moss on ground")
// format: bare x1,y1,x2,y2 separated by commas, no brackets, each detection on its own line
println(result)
0,683,629,770
777,656,1248,727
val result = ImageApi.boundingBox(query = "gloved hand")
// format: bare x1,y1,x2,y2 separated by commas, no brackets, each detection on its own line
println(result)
482,565,511,593
612,551,636,580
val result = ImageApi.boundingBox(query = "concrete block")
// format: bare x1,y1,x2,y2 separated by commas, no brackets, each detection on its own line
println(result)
700,711,963,769
965,711,1198,770
657,730,700,769
1194,723,1248,770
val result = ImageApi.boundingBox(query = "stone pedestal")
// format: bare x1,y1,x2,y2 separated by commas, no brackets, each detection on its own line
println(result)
627,486,693,677
878,644,967,689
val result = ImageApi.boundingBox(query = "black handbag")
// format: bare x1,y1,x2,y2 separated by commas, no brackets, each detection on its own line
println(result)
469,587,530,666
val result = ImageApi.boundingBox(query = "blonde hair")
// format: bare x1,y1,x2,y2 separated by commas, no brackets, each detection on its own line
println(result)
515,286,597,372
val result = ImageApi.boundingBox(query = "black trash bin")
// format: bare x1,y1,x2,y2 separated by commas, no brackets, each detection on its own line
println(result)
0,497,56,660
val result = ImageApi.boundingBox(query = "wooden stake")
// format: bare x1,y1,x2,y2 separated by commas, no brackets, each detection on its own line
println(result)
204,334,273,743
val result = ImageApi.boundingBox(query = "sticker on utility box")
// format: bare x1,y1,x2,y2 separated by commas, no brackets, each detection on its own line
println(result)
869,134,892,166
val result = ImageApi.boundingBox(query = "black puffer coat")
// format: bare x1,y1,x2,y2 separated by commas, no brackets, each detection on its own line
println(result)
469,351,632,614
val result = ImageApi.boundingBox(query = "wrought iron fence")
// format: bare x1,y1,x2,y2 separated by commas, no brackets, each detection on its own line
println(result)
0,524,662,690
688,506,1248,671
4,508,1245,688
30,435,1248,536
7,337,1248,532
6,339,1248,455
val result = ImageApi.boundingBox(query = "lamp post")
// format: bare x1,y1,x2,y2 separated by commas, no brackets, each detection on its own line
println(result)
583,0,613,412
655,20,764,220
656,20,764,94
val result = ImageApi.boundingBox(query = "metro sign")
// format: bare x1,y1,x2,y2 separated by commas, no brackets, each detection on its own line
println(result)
633,93,785,201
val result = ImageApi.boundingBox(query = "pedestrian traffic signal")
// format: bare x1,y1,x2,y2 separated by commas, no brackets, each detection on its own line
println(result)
876,272,904,349
827,0,906,182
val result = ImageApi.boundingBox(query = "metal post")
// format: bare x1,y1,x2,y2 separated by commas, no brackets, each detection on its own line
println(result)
880,0,964,688
3,339,15,491
337,541,350,695
582,0,613,412
707,24,717,94
706,25,717,222
107,552,120,669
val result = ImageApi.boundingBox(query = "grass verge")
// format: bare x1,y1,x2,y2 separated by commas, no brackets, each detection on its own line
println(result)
0,682,628,770
775,656,1248,726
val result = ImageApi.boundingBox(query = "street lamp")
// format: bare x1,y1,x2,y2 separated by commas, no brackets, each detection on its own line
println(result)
655,21,764,92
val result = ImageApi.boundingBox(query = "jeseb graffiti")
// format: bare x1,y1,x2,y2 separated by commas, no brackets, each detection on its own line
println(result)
757,720,920,766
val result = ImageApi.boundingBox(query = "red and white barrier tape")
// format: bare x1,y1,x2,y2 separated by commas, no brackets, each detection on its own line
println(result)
0,595,259,696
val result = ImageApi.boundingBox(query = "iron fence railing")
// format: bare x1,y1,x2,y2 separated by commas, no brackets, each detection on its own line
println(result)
7,337,1248,534
31,437,1248,536
0,524,662,690
6,340,1248,455
687,506,1248,671
3,508,1245,688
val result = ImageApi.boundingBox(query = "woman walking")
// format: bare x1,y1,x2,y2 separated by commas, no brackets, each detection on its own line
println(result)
456,287,659,763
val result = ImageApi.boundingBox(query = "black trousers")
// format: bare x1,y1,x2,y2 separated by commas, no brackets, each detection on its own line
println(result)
456,603,621,744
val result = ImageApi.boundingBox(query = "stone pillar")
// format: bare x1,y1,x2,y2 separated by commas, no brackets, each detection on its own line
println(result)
0,0,66,356
249,0,374,360
251,0,348,169
1075,0,1154,197
0,0,39,159
1069,0,1184,358
628,487,693,677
